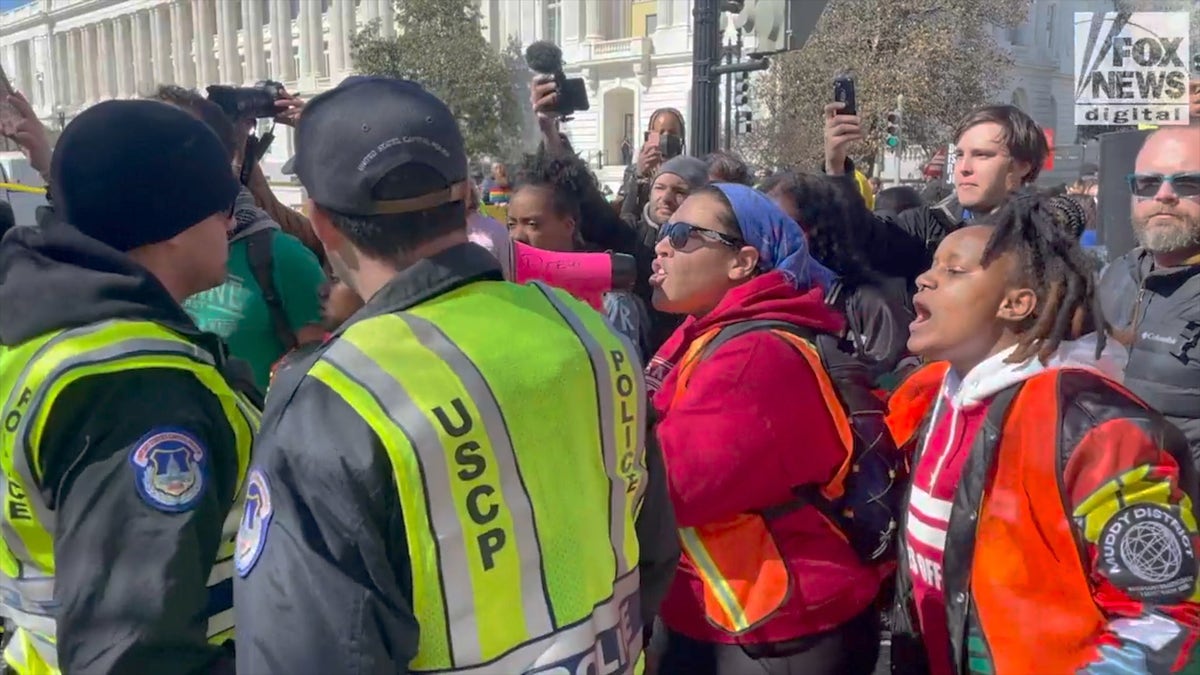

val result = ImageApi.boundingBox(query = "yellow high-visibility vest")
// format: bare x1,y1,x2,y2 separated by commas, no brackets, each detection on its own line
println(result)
0,319,257,675
309,280,648,674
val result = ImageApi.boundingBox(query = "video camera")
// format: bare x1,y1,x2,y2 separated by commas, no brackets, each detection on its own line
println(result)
205,80,288,120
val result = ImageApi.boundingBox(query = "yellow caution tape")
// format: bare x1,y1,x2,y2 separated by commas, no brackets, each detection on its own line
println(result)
0,182,47,195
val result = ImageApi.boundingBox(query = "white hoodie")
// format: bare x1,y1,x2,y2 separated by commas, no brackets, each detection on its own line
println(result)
935,332,1129,413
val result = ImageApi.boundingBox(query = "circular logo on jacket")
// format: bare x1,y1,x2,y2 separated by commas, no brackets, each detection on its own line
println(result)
1098,503,1197,603
236,468,274,577
129,428,208,513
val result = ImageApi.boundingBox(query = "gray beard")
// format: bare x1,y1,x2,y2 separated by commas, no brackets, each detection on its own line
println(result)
1134,213,1200,254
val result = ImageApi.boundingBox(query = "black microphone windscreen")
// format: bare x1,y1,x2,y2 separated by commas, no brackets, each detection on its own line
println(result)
525,41,564,74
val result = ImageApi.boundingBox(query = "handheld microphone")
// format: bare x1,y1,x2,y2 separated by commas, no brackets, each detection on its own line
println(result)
524,41,590,116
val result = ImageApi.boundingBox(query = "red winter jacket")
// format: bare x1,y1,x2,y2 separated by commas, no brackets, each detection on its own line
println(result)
647,271,882,645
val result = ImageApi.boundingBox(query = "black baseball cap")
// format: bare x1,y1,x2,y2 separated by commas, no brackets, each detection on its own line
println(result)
293,76,469,217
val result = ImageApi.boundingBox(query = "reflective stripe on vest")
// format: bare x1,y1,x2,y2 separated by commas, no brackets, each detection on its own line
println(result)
670,326,853,635
308,281,646,674
0,320,257,674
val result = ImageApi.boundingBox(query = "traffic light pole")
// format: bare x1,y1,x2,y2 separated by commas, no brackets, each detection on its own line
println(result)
723,46,733,151
690,0,722,156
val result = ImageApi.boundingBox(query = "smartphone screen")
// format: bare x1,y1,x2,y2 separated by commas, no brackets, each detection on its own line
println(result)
833,75,857,116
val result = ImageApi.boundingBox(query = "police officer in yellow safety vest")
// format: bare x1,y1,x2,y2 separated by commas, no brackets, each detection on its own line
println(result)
0,101,259,675
234,77,680,674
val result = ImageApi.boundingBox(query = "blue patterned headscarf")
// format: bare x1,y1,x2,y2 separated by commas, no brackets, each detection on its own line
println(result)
713,183,835,291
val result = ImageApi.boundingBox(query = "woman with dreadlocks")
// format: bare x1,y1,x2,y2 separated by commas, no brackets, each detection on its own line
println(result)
886,195,1200,675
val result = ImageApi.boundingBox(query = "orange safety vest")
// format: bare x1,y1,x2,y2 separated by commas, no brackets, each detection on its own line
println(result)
885,361,948,451
671,325,855,635
887,363,1196,673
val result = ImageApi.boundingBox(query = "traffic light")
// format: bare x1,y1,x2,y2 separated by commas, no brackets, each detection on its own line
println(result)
885,109,902,149
730,0,831,55
734,72,751,108
736,110,753,135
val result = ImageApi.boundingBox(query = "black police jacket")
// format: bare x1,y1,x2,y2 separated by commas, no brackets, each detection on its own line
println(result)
0,215,253,675
235,242,680,674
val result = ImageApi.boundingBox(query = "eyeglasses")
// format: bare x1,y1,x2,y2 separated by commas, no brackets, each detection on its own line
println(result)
657,221,744,250
1126,172,1200,198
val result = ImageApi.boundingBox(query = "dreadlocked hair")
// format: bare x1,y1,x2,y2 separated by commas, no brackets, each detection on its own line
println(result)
759,171,880,288
512,146,601,228
978,193,1109,364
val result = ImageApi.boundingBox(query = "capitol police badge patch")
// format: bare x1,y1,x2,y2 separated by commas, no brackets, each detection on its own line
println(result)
236,468,274,577
129,428,208,513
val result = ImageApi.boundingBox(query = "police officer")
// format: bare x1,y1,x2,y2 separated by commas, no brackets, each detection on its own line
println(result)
0,101,259,674
234,77,679,674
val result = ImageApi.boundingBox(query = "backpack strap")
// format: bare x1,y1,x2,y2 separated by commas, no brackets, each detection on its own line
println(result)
673,320,858,513
245,229,298,352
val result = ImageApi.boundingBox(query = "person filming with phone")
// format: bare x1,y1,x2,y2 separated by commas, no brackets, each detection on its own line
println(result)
823,76,1048,289
530,67,702,352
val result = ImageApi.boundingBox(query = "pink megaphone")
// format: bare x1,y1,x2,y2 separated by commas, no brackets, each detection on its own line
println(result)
512,241,637,311
467,211,636,310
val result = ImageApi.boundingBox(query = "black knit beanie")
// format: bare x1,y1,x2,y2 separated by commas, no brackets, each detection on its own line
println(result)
51,100,239,252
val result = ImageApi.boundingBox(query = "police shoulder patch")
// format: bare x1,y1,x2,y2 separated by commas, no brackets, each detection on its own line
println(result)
1098,502,1198,603
235,468,274,577
129,427,208,513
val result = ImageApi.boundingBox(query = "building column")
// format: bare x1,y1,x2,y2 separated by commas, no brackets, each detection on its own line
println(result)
95,21,112,99
364,0,379,24
170,1,184,84
53,32,69,108
328,0,345,75
270,0,294,81
132,11,150,93
69,29,82,107
562,0,582,44
113,16,131,97
671,0,689,27
81,25,96,104
244,0,265,82
217,0,243,84
309,0,325,77
193,0,217,86
656,0,672,28
378,0,394,38
174,0,196,87
151,5,170,85
297,0,313,77
340,0,356,71
585,0,602,40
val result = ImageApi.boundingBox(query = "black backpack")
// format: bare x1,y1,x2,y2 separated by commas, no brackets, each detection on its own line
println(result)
244,229,298,353
698,319,906,563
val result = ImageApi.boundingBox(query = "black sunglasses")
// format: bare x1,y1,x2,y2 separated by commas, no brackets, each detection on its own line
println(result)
657,221,744,250
1126,172,1200,198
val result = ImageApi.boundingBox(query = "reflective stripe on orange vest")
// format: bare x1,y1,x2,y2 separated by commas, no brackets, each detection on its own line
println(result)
671,325,854,634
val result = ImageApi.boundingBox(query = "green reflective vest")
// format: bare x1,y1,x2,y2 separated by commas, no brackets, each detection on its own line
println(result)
0,319,258,675
309,280,649,674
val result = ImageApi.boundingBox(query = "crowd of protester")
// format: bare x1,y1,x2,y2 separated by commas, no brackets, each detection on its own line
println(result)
0,54,1199,675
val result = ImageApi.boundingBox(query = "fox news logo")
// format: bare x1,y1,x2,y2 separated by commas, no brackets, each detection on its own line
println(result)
1074,12,1191,126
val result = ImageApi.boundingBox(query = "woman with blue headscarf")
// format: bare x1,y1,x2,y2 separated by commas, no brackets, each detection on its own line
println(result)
645,183,881,674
